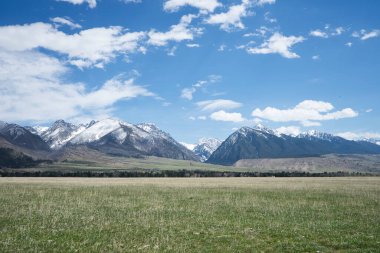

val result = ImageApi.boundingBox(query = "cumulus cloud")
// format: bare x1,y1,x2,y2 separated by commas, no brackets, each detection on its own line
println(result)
164,0,222,13
309,26,345,39
218,44,226,51
312,55,320,60
361,30,380,40
275,126,301,136
252,100,358,126
179,142,196,150
196,99,242,111
205,0,252,31
0,49,155,122
309,29,328,38
0,22,146,68
210,110,245,122
148,14,202,46
50,17,81,29
246,32,305,58
186,43,200,48
255,0,276,6
264,12,277,23
180,75,221,100
57,0,97,8
122,0,142,3
337,132,380,142
352,29,380,40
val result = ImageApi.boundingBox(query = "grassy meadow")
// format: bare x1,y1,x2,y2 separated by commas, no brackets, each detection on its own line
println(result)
0,177,379,252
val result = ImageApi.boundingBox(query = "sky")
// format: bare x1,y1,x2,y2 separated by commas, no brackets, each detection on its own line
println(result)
0,0,379,144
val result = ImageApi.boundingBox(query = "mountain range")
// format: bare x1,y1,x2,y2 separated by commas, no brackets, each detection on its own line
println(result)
207,125,380,165
0,119,198,163
1,119,380,168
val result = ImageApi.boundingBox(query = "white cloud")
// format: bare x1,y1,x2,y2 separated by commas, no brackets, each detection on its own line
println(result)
0,22,146,68
148,14,202,46
312,55,320,60
361,30,380,40
186,43,200,48
218,44,226,51
366,108,373,113
0,49,155,122
57,0,97,8
181,87,197,100
179,142,196,150
336,132,380,142
252,118,263,124
264,12,277,23
122,0,142,3
164,0,222,13
310,26,345,38
309,29,328,38
205,0,252,31
246,32,305,58
198,116,207,120
50,17,81,29
255,0,276,6
210,110,245,122
345,42,353,47
196,99,242,111
167,46,177,56
243,26,272,38
332,27,344,36
180,75,221,100
252,100,358,126
276,126,301,136
352,29,380,40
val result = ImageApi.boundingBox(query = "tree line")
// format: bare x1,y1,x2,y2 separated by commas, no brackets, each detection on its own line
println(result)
0,169,374,177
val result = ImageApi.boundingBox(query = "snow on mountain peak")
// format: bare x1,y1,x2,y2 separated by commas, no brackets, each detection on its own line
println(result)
296,130,338,142
193,137,222,162
253,124,276,135
136,123,157,132
70,118,122,144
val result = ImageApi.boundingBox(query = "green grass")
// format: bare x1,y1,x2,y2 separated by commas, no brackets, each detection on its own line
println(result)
0,177,379,252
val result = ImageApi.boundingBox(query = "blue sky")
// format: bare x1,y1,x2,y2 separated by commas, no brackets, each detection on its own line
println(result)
0,0,379,144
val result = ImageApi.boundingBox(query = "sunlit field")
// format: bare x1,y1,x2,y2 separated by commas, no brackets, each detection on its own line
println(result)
1,177,379,252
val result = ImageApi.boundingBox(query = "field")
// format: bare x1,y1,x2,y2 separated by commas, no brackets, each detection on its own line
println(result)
5,153,380,176
0,177,379,252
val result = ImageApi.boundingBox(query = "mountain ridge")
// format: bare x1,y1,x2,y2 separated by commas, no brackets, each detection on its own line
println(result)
1,120,380,167
207,126,380,165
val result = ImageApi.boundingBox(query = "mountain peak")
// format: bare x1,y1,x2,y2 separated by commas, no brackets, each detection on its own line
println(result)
193,137,222,162
253,124,275,135
298,130,338,141
237,126,253,135
136,123,158,133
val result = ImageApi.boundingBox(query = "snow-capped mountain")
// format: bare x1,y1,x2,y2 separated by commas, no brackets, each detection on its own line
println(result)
359,138,380,146
207,125,380,165
70,119,123,144
0,122,50,151
39,120,86,149
67,119,199,161
193,138,222,162
296,130,341,142
2,119,380,165
25,126,49,136
15,119,199,161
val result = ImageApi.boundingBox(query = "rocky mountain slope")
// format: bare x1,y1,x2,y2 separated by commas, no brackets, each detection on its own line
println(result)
207,126,380,165
193,138,222,162
0,119,199,162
